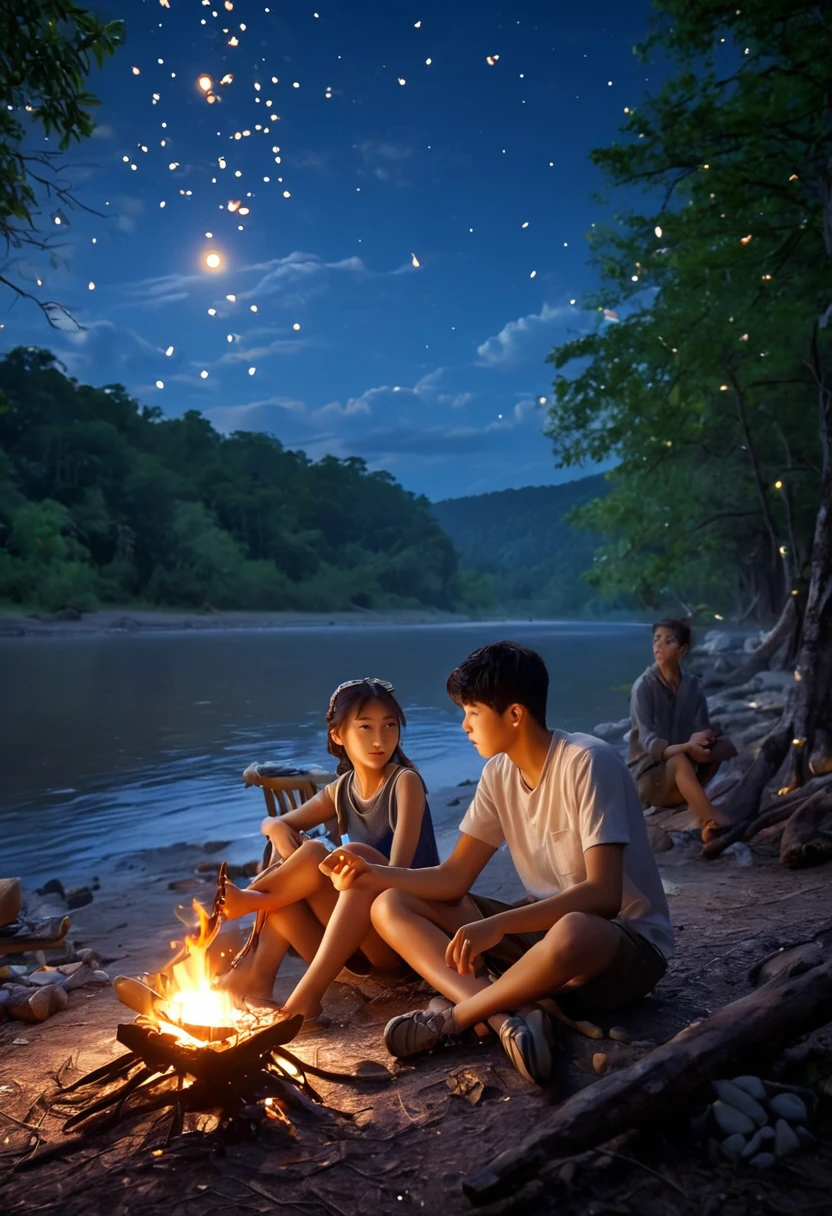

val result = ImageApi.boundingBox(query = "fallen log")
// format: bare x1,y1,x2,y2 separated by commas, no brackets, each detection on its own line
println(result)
780,791,832,869
463,959,832,1207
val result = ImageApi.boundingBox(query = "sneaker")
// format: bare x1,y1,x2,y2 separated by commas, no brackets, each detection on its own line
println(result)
499,1006,555,1086
383,997,456,1059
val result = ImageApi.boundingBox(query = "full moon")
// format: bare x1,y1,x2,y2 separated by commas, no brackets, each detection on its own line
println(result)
204,251,222,270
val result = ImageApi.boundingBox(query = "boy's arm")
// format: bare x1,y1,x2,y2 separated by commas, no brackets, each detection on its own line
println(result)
446,844,624,971
321,832,496,901
630,681,668,761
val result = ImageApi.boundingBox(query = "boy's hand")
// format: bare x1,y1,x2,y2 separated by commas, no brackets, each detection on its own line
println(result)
445,919,504,975
687,741,713,763
690,729,715,750
261,816,302,859
319,850,372,892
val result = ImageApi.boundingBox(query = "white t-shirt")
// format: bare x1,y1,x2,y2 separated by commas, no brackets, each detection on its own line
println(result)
459,731,674,959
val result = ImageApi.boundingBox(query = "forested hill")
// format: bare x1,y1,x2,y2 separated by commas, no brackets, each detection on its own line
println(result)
431,476,609,614
0,347,490,614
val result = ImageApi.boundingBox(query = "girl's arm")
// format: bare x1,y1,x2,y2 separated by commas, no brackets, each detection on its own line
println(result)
261,785,338,857
386,769,427,868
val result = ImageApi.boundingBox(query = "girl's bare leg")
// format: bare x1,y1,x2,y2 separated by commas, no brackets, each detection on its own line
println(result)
223,839,333,919
218,900,326,1001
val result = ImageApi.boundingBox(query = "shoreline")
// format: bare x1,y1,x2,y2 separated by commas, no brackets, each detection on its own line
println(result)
0,606,652,640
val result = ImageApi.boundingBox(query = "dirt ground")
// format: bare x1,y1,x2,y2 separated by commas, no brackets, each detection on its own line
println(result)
3,819,832,1216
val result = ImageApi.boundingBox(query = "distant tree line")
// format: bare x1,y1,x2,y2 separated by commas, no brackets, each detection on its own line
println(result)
0,347,492,614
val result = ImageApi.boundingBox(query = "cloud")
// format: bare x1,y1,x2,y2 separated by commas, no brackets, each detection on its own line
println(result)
206,397,307,432
91,124,116,140
475,303,572,367
485,398,540,431
356,140,416,186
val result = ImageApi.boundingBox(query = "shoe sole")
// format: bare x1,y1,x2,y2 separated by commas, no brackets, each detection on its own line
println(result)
500,1008,555,1085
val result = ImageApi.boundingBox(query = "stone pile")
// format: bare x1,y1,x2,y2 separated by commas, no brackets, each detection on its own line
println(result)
695,1075,816,1169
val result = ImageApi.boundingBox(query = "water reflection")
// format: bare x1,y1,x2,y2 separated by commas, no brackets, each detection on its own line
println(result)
0,621,649,882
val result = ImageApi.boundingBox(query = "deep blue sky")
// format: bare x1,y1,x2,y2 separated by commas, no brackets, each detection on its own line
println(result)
4,0,659,500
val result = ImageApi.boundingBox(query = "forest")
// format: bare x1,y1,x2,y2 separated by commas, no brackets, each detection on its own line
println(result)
0,347,492,614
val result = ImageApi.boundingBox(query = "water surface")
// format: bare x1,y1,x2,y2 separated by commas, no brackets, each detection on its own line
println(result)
0,621,649,884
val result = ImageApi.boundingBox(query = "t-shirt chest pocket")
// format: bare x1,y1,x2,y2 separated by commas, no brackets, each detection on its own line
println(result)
547,828,585,883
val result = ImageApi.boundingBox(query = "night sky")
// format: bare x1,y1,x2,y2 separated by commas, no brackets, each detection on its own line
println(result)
4,0,660,500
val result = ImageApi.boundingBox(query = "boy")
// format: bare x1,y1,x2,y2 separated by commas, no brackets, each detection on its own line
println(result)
321,641,673,1086
629,619,737,841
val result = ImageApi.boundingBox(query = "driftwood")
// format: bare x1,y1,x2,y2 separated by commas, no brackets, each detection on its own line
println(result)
463,959,832,1207
781,790,832,869
703,772,832,860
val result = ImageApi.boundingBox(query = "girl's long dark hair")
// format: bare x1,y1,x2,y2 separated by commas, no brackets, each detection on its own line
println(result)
326,682,416,775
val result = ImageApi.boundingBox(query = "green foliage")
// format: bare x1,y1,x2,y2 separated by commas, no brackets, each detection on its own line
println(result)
545,0,832,619
432,478,617,615
0,347,488,615
0,1,125,324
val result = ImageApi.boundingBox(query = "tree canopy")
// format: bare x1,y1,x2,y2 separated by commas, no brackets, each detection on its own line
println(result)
545,0,831,622
0,348,484,614
0,1,124,325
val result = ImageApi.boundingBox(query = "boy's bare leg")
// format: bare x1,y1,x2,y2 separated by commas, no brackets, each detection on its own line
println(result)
662,754,730,828
698,735,738,787
371,889,511,1033
451,911,620,1031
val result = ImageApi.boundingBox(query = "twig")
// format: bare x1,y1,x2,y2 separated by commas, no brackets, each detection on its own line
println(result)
0,1110,44,1136
721,882,826,912
396,1090,422,1124
594,1148,687,1197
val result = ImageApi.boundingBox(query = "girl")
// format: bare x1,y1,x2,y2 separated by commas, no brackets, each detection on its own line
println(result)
217,677,439,1025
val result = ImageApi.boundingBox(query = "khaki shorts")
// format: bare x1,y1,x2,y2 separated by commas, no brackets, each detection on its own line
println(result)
635,760,682,809
468,893,667,1018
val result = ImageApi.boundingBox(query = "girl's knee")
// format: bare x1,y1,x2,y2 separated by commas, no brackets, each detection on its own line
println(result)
297,838,329,863
370,887,410,933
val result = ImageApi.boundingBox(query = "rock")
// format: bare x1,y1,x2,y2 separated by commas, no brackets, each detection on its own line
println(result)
732,1075,767,1102
743,632,767,653
66,886,94,910
711,1101,755,1137
592,1052,609,1075
592,718,631,742
647,824,674,853
608,1026,632,1045
768,1092,808,1124
774,1119,800,1158
5,983,69,1022
662,878,683,896
749,1152,776,1170
795,1126,817,1151
702,631,740,654
35,879,67,901
713,1079,768,1126
722,842,753,867
742,1127,776,1159
720,1133,747,1163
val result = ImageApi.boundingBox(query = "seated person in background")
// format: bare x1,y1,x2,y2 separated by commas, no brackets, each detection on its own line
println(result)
321,642,673,1087
217,677,439,1023
628,618,737,841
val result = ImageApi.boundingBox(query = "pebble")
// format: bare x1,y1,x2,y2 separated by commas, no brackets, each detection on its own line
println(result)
713,1079,768,1126
592,1052,609,1076
720,1134,746,1163
749,1152,776,1170
732,1075,766,1101
742,1127,775,1159
769,1093,808,1124
608,1026,632,1045
774,1119,800,1159
795,1126,817,1151
711,1101,755,1137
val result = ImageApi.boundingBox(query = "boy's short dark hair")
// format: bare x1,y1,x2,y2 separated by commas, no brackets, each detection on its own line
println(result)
651,618,692,649
445,641,548,728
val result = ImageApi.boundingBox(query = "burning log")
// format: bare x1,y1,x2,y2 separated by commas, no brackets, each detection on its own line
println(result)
464,958,832,1207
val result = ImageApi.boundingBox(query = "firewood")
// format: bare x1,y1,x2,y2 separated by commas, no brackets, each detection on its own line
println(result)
463,958,832,1207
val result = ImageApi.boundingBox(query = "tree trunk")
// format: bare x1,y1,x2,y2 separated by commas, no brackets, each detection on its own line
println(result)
464,960,832,1207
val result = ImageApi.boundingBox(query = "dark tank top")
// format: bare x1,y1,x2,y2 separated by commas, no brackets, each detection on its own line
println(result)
332,766,440,869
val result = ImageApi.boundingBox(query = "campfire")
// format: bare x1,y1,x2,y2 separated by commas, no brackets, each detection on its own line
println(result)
56,863,388,1141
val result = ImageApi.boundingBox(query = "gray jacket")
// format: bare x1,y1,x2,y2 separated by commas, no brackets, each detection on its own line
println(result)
628,664,711,774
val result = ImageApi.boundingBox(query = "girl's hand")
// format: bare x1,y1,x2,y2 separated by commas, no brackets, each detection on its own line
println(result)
319,850,370,892
261,816,302,859
219,880,252,921
445,920,504,975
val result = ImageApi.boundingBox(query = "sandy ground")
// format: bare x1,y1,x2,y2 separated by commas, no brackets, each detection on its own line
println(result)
3,773,832,1216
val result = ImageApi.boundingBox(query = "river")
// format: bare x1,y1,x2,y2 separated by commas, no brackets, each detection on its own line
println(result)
0,620,650,885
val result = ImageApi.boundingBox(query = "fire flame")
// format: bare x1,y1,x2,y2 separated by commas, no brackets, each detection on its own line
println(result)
161,898,238,1041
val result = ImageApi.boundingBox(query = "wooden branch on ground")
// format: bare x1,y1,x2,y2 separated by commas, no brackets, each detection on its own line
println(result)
704,772,832,860
463,959,832,1207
